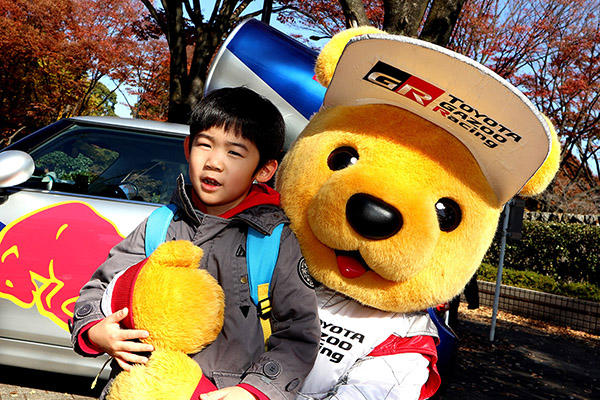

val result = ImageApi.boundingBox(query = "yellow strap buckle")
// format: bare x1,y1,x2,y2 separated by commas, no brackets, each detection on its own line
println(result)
257,283,272,347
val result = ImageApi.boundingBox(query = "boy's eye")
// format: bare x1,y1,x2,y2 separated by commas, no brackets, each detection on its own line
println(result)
327,146,359,171
229,151,242,157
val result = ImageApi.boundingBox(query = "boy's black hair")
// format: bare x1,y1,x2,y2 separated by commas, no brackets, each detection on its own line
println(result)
188,87,285,169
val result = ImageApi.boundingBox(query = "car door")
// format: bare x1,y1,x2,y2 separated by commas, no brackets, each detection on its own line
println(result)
0,117,189,378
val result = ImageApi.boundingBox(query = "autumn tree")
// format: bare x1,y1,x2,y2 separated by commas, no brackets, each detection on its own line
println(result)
448,0,599,213
1,0,82,141
0,0,151,146
132,1,469,123
127,37,170,121
65,0,148,117
277,0,599,213
125,16,171,121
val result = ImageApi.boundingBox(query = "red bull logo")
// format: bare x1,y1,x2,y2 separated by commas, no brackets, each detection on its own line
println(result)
0,202,124,331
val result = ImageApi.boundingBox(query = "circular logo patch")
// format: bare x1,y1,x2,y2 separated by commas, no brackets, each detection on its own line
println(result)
297,258,315,289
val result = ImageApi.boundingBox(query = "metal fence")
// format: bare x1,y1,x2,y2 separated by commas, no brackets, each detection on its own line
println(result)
477,280,600,335
524,211,599,226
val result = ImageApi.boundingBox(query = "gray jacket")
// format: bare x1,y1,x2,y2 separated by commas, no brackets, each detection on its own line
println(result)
71,175,320,400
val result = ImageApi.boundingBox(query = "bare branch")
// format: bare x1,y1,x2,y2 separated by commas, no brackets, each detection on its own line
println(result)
0,126,26,148
184,0,202,26
231,0,254,25
208,1,222,27
140,0,168,34
244,6,291,20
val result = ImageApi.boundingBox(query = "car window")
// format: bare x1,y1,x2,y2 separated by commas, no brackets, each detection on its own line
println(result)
23,125,188,204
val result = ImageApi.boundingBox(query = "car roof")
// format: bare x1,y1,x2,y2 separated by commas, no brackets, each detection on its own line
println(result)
70,116,190,137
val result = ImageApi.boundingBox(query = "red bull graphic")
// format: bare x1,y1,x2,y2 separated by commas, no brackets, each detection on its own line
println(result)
0,202,124,331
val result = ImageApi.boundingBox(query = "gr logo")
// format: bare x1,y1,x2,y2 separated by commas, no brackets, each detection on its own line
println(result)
363,61,445,107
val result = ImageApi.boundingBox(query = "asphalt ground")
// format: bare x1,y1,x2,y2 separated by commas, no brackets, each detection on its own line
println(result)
433,304,600,400
2,303,598,399
0,365,102,400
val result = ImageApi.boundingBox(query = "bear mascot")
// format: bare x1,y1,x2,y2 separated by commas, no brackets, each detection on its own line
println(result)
102,240,225,400
275,27,560,400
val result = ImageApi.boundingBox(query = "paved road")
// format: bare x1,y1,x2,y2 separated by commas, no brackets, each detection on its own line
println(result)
0,366,103,400
433,305,600,400
3,305,598,399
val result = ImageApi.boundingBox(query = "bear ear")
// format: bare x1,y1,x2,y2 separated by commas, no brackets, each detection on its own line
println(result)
148,240,203,269
315,26,385,88
519,116,561,196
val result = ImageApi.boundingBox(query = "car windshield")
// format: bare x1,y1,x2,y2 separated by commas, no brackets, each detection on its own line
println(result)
22,124,188,204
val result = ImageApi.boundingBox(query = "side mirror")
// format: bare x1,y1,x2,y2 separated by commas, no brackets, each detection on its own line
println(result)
0,150,35,188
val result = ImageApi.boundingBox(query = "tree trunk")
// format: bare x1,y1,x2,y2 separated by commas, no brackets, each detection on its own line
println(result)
419,0,466,46
141,0,255,124
186,27,223,118
165,0,190,123
338,0,370,28
383,0,429,36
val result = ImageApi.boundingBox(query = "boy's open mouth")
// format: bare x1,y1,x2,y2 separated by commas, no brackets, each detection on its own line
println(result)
201,177,221,187
334,250,371,278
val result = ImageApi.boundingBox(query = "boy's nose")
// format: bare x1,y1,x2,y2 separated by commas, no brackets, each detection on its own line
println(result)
205,154,224,171
205,162,223,171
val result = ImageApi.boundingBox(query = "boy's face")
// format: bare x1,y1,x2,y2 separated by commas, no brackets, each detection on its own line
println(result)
184,125,277,215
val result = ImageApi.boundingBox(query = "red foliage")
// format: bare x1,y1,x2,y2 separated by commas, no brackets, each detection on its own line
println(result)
0,0,154,140
449,0,599,204
126,38,171,121
1,0,83,131
276,0,599,211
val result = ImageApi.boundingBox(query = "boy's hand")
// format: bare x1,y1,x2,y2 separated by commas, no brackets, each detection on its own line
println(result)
200,387,255,400
87,308,154,371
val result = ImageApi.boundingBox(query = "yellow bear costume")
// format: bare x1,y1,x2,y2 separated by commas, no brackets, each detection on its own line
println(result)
276,28,560,399
105,240,224,400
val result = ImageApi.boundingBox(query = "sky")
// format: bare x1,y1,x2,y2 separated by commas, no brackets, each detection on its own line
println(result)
107,0,316,118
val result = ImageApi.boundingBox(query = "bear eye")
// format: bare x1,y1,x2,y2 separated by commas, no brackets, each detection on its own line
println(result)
327,146,359,171
435,198,462,232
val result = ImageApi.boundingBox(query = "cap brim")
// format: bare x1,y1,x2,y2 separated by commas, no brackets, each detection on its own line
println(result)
323,34,552,205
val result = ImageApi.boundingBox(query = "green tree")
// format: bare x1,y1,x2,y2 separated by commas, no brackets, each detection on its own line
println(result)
85,82,118,117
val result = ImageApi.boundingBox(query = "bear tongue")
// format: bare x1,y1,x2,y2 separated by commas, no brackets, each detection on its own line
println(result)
336,253,368,278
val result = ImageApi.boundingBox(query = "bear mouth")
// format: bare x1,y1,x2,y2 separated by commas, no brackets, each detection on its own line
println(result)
334,250,372,278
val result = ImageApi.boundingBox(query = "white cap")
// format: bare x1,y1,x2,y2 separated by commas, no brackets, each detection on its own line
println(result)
323,34,552,205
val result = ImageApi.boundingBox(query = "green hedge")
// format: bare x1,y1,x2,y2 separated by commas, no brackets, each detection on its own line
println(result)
483,221,600,287
478,263,600,302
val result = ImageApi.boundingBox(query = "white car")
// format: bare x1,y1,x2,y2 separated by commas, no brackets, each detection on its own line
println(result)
0,116,191,378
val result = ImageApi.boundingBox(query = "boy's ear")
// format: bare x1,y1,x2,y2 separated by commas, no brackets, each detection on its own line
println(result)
183,136,190,161
255,159,278,183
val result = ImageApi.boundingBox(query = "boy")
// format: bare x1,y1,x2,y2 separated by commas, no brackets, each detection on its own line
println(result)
70,87,320,400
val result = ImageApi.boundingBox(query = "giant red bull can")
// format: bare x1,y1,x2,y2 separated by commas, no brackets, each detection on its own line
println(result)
205,18,326,149
0,201,124,331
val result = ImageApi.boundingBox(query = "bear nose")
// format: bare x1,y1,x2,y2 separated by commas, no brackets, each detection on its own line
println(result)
346,193,403,240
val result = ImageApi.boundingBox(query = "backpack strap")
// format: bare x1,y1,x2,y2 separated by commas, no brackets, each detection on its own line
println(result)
246,223,284,346
144,203,177,257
